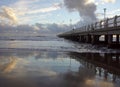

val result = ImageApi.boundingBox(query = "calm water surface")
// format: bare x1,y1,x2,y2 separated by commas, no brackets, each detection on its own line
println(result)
0,36,120,87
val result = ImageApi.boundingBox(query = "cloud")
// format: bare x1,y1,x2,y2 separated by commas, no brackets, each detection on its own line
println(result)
101,0,116,3
96,0,116,5
63,0,97,23
0,22,69,36
85,0,95,5
11,1,61,15
104,9,120,18
0,6,18,25
33,25,40,31
35,23,69,34
0,23,40,36
27,6,60,14
11,0,40,15
7,1,62,24
26,3,61,14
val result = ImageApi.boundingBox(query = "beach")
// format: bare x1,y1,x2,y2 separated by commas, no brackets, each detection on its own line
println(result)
0,36,120,87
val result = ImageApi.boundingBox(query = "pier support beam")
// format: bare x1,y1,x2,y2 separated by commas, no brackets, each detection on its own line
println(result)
116,35,119,44
116,54,119,64
108,35,113,44
80,35,85,42
107,35,113,47
86,35,91,43
91,35,100,44
79,35,82,42
105,35,108,44
79,35,85,42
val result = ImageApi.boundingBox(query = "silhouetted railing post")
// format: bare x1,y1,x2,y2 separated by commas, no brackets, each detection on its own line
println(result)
100,20,102,29
116,35,119,44
108,35,113,47
87,25,90,31
84,26,86,31
95,22,97,29
105,18,109,28
116,54,119,64
114,15,117,27
91,24,94,30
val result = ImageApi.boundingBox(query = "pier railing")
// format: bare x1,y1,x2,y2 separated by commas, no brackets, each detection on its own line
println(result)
73,15,120,33
58,15,120,37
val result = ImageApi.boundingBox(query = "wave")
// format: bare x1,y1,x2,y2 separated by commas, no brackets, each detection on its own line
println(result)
0,36,120,53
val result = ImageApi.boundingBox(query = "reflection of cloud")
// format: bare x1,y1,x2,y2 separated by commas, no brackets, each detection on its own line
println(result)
64,67,115,87
2,57,17,73
35,51,60,59
38,69,57,77
85,79,114,87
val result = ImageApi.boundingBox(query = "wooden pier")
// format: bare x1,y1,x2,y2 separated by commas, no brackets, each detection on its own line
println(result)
58,15,120,48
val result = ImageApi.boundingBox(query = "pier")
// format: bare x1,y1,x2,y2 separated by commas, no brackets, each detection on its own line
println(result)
58,15,120,48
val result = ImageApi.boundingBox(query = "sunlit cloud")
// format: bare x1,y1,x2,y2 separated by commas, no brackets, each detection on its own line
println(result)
11,0,40,16
94,0,116,6
7,0,62,24
85,0,95,5
101,0,116,3
0,6,18,25
33,25,40,31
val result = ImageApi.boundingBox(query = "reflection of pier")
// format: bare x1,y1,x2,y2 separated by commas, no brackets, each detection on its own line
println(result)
58,15,120,48
69,52,120,81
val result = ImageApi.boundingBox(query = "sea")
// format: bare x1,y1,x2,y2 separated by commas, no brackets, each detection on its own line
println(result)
0,35,120,87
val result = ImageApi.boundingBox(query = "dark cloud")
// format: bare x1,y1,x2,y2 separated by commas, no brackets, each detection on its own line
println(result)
35,23,70,35
0,23,70,36
63,0,97,23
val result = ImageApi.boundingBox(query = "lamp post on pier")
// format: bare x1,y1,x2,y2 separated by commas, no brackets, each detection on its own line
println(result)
104,8,106,20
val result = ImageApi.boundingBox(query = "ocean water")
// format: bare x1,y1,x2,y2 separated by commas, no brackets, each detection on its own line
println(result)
0,36,120,87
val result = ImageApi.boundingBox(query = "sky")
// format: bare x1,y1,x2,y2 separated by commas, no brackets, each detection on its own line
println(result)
0,0,120,36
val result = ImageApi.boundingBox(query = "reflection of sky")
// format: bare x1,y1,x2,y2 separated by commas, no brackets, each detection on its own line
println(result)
0,51,80,77
0,50,119,87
